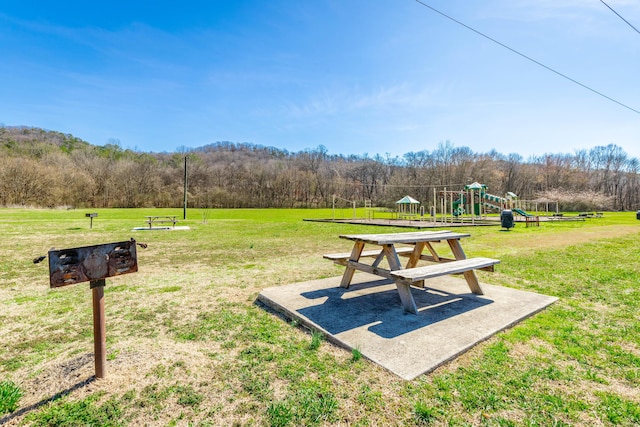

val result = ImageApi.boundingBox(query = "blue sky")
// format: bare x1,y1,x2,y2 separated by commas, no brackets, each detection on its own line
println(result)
1,0,639,159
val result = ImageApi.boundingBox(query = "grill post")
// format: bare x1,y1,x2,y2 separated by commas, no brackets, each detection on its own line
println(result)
91,279,106,378
46,239,144,379
85,213,98,229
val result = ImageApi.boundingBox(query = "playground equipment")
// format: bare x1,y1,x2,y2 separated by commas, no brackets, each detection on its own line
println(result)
450,182,539,218
435,182,555,224
445,183,512,220
396,195,421,219
326,183,557,225
454,183,518,216
332,195,356,220
513,208,533,218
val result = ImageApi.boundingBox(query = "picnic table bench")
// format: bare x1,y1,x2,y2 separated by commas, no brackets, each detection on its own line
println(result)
145,216,177,229
325,230,500,314
390,257,500,313
324,247,419,264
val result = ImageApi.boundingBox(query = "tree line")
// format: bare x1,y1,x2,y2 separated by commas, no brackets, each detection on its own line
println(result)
1,126,639,212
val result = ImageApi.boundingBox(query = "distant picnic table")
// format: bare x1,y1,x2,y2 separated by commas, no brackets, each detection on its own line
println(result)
145,216,177,229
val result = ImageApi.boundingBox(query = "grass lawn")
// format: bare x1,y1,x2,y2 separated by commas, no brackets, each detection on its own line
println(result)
0,208,638,426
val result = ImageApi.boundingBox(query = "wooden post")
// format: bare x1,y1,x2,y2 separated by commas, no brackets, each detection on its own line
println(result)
433,187,437,223
471,189,475,225
91,279,106,378
443,187,447,223
183,156,188,220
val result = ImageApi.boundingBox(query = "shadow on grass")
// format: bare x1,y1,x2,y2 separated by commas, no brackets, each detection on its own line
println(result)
0,376,95,425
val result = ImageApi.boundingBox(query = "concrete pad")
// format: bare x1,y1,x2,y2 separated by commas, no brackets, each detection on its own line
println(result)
258,274,557,380
131,226,191,231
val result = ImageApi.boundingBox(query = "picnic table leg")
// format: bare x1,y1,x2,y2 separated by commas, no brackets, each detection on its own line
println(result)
406,242,426,268
423,242,440,262
371,249,385,268
383,244,418,314
447,239,484,295
340,241,365,288
382,244,402,271
395,280,418,314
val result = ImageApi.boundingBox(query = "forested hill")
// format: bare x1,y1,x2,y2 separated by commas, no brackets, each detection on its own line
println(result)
1,125,639,211
1,126,91,154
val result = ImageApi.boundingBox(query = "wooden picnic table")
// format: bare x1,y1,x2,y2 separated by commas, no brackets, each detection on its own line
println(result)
145,216,177,228
324,230,499,314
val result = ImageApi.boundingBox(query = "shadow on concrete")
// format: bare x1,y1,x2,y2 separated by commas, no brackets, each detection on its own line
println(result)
299,279,492,338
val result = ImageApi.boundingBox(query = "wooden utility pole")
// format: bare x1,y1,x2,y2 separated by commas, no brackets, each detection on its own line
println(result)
183,156,188,220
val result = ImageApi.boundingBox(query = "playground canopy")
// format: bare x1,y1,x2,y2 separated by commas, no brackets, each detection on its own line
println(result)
396,195,420,205
396,195,420,217
465,182,486,191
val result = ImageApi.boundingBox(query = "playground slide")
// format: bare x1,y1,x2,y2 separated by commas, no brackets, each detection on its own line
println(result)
513,208,533,217
452,198,465,216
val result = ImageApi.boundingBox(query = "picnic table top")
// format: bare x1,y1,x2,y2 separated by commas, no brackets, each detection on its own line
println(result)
339,230,470,245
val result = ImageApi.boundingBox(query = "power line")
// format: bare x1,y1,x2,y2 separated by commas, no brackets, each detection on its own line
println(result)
412,0,640,116
599,0,640,35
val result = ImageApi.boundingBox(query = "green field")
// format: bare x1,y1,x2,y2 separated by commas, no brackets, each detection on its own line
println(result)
1,208,639,426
